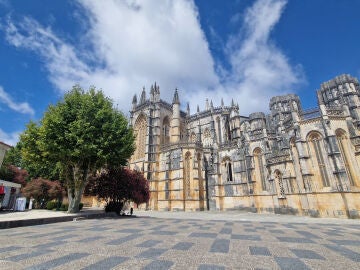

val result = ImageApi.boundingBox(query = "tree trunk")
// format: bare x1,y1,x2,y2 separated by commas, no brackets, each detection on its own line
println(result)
67,187,84,213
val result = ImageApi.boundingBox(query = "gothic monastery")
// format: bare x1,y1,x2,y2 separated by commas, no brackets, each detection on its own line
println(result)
128,74,360,218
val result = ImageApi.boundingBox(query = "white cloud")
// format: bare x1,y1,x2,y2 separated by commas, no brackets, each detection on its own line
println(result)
188,0,303,113
4,0,218,113
0,128,20,146
3,0,303,116
0,86,35,115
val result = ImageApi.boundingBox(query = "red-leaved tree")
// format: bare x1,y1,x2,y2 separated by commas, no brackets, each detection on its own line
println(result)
22,178,64,208
7,165,28,186
86,167,150,213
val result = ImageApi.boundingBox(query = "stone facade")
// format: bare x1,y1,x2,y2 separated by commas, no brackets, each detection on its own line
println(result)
129,75,360,218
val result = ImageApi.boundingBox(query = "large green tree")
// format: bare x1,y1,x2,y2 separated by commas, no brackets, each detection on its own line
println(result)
20,86,135,213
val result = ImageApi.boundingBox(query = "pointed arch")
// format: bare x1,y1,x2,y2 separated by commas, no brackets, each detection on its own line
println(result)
275,170,285,197
162,116,170,144
336,129,356,186
290,137,304,190
307,131,330,187
134,114,147,160
222,156,233,182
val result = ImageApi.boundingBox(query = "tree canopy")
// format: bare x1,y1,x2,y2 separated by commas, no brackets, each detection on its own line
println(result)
22,178,64,208
86,167,150,205
85,167,150,213
20,85,135,212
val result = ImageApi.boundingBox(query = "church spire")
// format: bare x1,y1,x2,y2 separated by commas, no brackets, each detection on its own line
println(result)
172,88,180,104
140,87,146,104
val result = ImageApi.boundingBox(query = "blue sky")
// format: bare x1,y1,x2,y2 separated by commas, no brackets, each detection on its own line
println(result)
1,0,360,146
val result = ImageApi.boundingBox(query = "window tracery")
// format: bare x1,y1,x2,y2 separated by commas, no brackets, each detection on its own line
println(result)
336,129,355,186
184,152,191,198
134,114,147,160
307,132,330,187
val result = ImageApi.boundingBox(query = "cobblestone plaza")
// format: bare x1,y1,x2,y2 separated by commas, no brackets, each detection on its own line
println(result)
0,211,359,269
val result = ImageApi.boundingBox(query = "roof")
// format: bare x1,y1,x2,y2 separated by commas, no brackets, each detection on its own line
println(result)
0,179,21,188
0,141,12,150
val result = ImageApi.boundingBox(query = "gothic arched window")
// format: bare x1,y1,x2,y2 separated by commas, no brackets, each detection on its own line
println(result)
336,129,356,186
184,152,191,198
162,116,170,144
307,132,330,187
203,128,212,147
275,170,285,197
290,137,305,190
134,114,147,160
222,157,233,182
253,148,266,190
216,116,222,144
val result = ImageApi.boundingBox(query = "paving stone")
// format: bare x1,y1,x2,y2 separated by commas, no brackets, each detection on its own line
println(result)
87,226,110,231
117,228,142,234
142,260,174,270
24,252,89,270
150,225,167,230
324,244,360,262
323,231,343,236
282,224,296,228
269,229,282,234
77,236,103,243
210,239,230,253
107,234,141,245
329,239,360,246
219,227,232,234
137,248,167,259
24,231,63,238
2,211,360,270
5,249,52,262
82,256,128,270
296,230,322,239
249,246,271,256
231,234,261,241
152,230,177,235
291,249,325,260
0,246,20,253
137,240,162,248
277,237,314,243
33,241,66,249
172,242,194,250
244,228,257,232
275,257,311,270
189,232,218,238
198,264,225,270
52,233,77,241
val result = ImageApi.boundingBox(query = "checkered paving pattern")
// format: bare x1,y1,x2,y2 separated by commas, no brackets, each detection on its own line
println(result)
0,216,359,269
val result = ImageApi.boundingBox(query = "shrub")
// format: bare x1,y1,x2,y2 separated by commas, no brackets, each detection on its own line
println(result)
60,203,68,211
46,201,58,210
104,201,123,215
59,202,83,211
